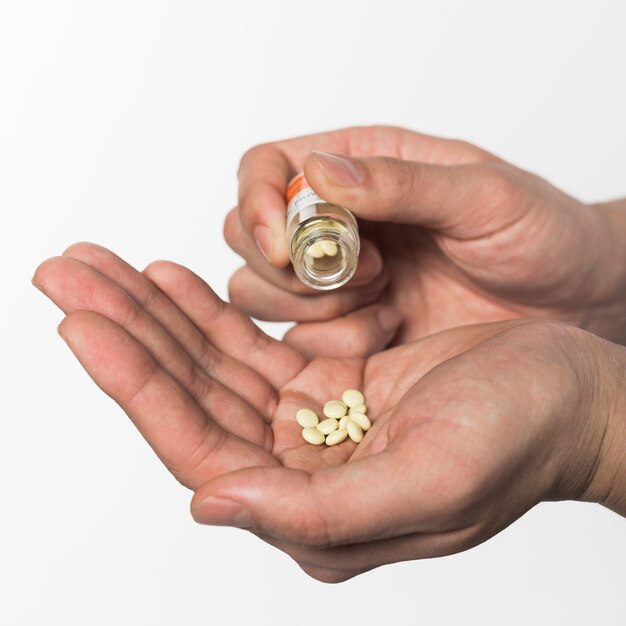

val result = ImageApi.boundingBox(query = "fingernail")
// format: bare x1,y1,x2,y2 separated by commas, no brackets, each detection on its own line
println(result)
253,225,274,264
31,277,44,293
377,307,402,334
311,150,365,187
191,496,253,528
57,323,67,342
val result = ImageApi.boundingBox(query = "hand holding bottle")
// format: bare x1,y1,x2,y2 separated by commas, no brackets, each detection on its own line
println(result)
226,126,626,357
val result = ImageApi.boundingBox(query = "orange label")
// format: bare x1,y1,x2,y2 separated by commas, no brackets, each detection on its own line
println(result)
286,172,310,204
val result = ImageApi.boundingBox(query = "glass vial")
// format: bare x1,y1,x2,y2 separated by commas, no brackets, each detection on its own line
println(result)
285,172,360,290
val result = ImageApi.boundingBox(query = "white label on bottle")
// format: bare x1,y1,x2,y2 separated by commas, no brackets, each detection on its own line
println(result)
286,187,323,223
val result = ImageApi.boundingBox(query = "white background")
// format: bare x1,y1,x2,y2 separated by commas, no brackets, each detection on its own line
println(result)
1,1,625,624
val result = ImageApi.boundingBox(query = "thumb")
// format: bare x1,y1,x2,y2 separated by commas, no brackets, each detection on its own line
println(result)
190,445,436,547
303,150,515,239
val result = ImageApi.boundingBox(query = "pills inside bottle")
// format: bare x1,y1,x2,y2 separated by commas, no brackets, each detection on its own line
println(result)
286,172,360,290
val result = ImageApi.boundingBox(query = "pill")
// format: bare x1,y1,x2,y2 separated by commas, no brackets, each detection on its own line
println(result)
317,418,339,435
342,389,365,408
347,420,364,443
323,400,348,419
321,240,338,257
306,241,326,258
338,415,349,430
302,427,325,445
325,428,348,446
349,411,371,431
296,408,319,428
348,404,367,415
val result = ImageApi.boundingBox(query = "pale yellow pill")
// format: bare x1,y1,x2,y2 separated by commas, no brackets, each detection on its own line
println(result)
296,408,319,428
306,241,326,258
338,415,349,430
320,240,338,257
323,400,348,419
302,427,325,445
325,428,348,446
347,420,364,443
317,418,339,435
348,404,367,415
342,389,365,408
349,411,371,431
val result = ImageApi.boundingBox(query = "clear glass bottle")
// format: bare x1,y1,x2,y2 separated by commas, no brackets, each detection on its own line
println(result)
286,172,360,290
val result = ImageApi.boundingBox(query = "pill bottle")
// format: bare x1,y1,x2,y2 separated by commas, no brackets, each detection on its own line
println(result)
285,172,360,290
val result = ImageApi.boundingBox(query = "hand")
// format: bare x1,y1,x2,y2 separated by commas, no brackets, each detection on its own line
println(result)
191,319,626,583
33,243,304,489
33,244,626,582
226,125,626,356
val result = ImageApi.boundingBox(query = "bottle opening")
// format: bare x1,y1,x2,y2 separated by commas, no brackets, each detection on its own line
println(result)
291,219,359,290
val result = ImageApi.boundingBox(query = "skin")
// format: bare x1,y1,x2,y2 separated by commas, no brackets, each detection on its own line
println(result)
225,125,626,357
33,243,626,583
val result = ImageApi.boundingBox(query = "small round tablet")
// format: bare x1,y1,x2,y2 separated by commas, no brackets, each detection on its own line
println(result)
296,408,319,428
305,241,326,258
325,429,348,446
323,400,348,419
342,389,365,408
347,420,364,443
317,418,339,435
348,404,367,416
302,427,325,445
349,412,371,431
321,240,338,257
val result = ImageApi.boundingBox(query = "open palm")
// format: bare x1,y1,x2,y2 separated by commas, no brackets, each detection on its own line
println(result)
35,243,603,581
33,242,520,480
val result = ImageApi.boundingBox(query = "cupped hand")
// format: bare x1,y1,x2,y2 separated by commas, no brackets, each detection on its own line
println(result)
226,125,626,356
34,244,623,582
191,318,624,583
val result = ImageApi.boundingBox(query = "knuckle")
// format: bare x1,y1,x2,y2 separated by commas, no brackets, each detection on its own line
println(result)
236,188,257,224
237,142,273,175
483,163,521,206
316,296,346,320
227,270,247,307
382,158,416,205
222,208,242,249
278,494,334,549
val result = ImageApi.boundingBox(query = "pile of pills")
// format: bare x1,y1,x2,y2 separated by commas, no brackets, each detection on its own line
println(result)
296,389,372,447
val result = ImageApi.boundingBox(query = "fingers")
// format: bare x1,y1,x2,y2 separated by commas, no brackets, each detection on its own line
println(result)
34,255,274,446
228,264,389,322
191,436,444,547
58,243,279,415
223,206,384,294
283,304,402,358
236,144,293,266
59,311,278,490
236,129,355,266
303,152,525,239
235,126,497,265
143,259,306,389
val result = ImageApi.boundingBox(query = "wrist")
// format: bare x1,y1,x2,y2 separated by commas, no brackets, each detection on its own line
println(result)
584,199,626,343
576,335,626,517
